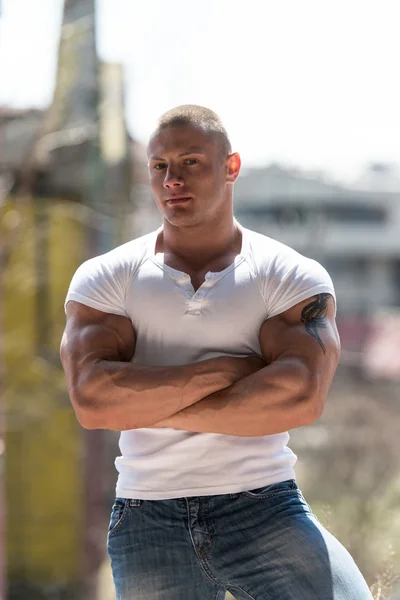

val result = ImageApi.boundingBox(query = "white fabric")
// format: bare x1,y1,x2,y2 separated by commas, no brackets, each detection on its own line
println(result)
65,227,336,500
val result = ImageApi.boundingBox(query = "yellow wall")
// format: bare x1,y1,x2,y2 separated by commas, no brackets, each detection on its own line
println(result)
3,198,85,584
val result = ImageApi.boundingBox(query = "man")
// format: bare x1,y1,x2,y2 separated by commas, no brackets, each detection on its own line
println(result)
61,105,372,599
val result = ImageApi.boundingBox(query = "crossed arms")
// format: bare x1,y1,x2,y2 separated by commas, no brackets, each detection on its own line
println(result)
60,294,340,437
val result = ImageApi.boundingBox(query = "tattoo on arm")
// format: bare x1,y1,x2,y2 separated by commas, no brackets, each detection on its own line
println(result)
300,293,330,353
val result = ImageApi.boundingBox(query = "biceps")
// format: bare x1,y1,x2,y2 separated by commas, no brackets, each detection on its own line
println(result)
61,307,136,371
259,301,340,370
260,323,339,415
63,323,132,365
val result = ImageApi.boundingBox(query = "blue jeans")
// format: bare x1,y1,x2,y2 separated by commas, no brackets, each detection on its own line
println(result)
107,479,372,599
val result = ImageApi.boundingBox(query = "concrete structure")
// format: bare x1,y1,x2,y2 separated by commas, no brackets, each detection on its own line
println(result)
0,1,149,598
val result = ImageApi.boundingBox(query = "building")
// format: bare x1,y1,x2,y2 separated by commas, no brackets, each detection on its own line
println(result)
0,1,151,597
234,163,400,364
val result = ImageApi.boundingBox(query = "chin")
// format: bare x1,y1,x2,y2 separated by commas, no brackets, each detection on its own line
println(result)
164,212,201,228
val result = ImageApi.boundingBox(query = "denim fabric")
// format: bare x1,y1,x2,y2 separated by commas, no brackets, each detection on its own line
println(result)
107,479,372,600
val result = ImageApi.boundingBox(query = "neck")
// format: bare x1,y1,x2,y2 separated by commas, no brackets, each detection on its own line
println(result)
158,217,241,264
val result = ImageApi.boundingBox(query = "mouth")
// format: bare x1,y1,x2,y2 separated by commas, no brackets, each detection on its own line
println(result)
165,196,193,207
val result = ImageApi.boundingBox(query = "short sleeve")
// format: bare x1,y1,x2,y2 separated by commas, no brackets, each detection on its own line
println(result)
64,254,129,317
264,254,336,319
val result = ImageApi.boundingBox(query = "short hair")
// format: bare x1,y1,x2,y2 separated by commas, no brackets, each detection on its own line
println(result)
153,104,232,156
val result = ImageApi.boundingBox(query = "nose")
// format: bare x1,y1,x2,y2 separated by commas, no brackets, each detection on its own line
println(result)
163,166,184,189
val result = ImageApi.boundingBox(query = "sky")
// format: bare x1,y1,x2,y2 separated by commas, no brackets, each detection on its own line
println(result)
0,0,399,181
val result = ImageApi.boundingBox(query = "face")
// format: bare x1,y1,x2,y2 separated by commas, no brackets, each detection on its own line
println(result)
147,123,240,228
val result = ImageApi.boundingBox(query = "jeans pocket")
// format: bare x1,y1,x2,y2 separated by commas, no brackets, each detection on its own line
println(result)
242,479,298,499
108,499,129,536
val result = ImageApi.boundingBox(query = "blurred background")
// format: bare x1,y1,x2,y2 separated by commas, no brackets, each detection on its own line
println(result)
0,0,399,598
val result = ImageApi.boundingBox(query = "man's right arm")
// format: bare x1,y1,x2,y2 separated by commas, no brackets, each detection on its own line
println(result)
60,301,264,431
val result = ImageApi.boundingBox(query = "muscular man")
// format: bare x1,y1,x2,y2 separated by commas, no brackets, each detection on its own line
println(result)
61,105,372,599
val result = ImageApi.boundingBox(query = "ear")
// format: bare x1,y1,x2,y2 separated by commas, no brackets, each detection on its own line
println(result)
226,152,241,183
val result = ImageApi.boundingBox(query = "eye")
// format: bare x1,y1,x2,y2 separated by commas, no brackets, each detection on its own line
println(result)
153,163,166,170
184,158,198,166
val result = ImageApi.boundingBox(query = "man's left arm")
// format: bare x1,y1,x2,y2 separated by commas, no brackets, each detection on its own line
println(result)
149,293,340,436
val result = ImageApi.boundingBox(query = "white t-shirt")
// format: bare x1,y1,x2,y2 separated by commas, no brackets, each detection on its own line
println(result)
65,226,336,500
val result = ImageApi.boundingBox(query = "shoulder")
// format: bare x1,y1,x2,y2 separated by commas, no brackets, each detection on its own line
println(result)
76,230,155,280
65,231,157,316
244,227,330,279
243,227,335,318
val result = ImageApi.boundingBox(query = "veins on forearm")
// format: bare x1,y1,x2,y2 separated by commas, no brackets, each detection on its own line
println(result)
300,293,330,353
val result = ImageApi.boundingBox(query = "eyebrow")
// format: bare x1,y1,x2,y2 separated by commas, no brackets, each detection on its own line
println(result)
149,147,207,161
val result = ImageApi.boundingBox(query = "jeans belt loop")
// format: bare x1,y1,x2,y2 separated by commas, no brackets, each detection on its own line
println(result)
129,499,142,507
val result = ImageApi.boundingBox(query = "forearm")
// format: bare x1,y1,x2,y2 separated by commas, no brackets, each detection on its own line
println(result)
150,357,323,436
70,356,234,431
